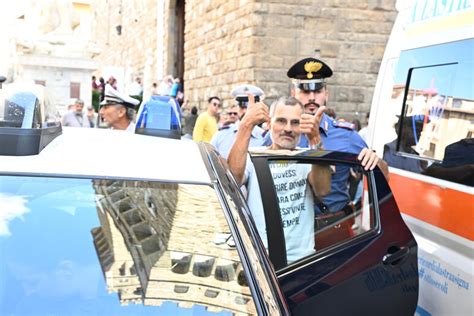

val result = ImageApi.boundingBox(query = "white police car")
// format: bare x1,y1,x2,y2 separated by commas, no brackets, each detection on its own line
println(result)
0,83,418,315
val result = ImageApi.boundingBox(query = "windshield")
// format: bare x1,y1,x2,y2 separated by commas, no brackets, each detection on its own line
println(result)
0,176,257,315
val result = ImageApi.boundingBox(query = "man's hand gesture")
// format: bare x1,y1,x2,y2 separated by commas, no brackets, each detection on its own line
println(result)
240,94,269,129
300,105,325,147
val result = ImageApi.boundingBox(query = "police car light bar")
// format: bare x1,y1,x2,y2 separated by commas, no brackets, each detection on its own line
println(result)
0,83,62,156
135,95,182,139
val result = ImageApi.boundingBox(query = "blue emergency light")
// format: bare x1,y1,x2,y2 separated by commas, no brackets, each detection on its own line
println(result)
135,95,182,139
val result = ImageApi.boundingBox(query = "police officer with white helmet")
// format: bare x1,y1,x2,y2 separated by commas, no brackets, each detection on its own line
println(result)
211,84,266,159
99,84,140,132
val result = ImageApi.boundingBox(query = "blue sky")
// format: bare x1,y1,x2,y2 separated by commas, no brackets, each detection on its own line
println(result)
394,38,473,100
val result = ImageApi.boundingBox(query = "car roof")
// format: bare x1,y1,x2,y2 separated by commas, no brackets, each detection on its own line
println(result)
0,127,212,183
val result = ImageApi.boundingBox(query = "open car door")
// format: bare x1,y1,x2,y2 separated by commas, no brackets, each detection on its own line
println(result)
250,150,418,316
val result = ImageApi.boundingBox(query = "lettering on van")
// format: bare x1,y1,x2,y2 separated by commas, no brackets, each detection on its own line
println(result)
418,256,470,295
411,0,472,23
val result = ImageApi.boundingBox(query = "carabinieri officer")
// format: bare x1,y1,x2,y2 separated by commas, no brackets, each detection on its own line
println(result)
266,57,387,212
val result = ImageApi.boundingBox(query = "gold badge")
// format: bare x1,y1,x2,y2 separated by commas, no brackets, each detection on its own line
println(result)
304,61,322,79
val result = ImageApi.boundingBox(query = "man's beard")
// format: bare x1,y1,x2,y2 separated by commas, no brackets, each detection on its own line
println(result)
271,131,301,150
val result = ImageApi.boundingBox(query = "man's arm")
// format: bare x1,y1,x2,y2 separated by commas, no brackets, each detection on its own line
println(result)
308,164,332,198
228,95,269,185
227,122,254,185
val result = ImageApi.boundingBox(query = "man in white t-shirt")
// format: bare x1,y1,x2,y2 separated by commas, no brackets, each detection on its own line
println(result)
228,95,332,263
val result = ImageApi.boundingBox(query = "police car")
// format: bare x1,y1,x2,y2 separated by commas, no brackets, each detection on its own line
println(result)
0,82,418,315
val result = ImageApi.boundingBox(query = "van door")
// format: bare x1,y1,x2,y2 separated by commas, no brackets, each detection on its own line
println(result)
251,152,418,315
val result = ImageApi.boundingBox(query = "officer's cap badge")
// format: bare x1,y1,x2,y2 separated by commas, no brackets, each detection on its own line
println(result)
304,61,323,79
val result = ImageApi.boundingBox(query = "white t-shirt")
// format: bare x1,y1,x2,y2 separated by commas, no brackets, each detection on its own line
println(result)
245,156,315,263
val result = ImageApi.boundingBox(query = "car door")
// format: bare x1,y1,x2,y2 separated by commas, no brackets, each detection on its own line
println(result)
250,150,418,316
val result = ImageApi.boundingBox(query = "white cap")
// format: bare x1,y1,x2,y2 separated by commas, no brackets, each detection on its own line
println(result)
100,84,140,108
231,84,264,99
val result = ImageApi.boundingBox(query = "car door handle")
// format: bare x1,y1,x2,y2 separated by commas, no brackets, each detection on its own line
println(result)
382,246,409,266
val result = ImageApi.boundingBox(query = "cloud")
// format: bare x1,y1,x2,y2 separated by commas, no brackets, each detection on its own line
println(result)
0,193,30,236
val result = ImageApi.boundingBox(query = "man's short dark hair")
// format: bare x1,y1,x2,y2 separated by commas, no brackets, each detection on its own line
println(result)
208,96,221,103
270,96,304,117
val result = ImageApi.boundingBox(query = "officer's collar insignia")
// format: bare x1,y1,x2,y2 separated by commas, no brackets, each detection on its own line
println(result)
304,61,322,79
334,120,355,130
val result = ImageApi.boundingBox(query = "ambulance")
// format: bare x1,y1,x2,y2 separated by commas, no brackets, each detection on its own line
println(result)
369,0,473,315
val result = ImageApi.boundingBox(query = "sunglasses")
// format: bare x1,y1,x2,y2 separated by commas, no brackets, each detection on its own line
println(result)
212,102,221,107
228,112,238,116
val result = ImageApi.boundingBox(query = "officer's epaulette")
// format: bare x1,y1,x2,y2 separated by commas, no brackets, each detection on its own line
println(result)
332,120,355,130
219,125,231,131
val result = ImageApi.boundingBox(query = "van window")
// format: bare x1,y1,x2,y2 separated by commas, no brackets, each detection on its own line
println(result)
383,39,473,186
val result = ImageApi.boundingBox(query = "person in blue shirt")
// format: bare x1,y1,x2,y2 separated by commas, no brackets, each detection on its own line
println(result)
265,57,387,213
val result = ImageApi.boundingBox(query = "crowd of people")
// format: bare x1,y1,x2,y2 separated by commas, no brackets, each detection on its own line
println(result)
61,57,391,263
151,75,183,103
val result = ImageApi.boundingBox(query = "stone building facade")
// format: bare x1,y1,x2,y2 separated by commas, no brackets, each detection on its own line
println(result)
91,0,396,121
5,0,98,113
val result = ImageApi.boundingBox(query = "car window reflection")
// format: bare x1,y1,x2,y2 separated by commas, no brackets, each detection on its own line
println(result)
0,176,257,315
92,180,256,314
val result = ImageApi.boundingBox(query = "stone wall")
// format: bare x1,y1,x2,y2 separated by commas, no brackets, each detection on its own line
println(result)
90,0,397,122
90,0,158,93
184,0,397,121
184,0,259,109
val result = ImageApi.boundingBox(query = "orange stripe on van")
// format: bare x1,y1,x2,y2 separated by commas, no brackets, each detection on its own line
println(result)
389,173,474,241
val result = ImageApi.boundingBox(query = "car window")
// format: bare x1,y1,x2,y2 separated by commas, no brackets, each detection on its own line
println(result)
267,160,376,265
384,38,473,186
0,176,257,315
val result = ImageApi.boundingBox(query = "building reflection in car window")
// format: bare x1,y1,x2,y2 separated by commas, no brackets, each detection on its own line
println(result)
92,180,257,314
267,161,376,264
0,176,257,315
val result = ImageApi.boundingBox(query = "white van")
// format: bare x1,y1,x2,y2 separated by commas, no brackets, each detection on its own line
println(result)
369,0,473,315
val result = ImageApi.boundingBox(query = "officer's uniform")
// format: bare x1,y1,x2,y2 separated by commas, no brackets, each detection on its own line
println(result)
211,84,266,159
289,58,368,212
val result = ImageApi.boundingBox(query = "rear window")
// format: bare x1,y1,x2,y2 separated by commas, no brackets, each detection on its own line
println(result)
0,176,257,315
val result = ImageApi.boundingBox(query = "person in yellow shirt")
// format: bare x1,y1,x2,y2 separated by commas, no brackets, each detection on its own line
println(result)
193,96,220,142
